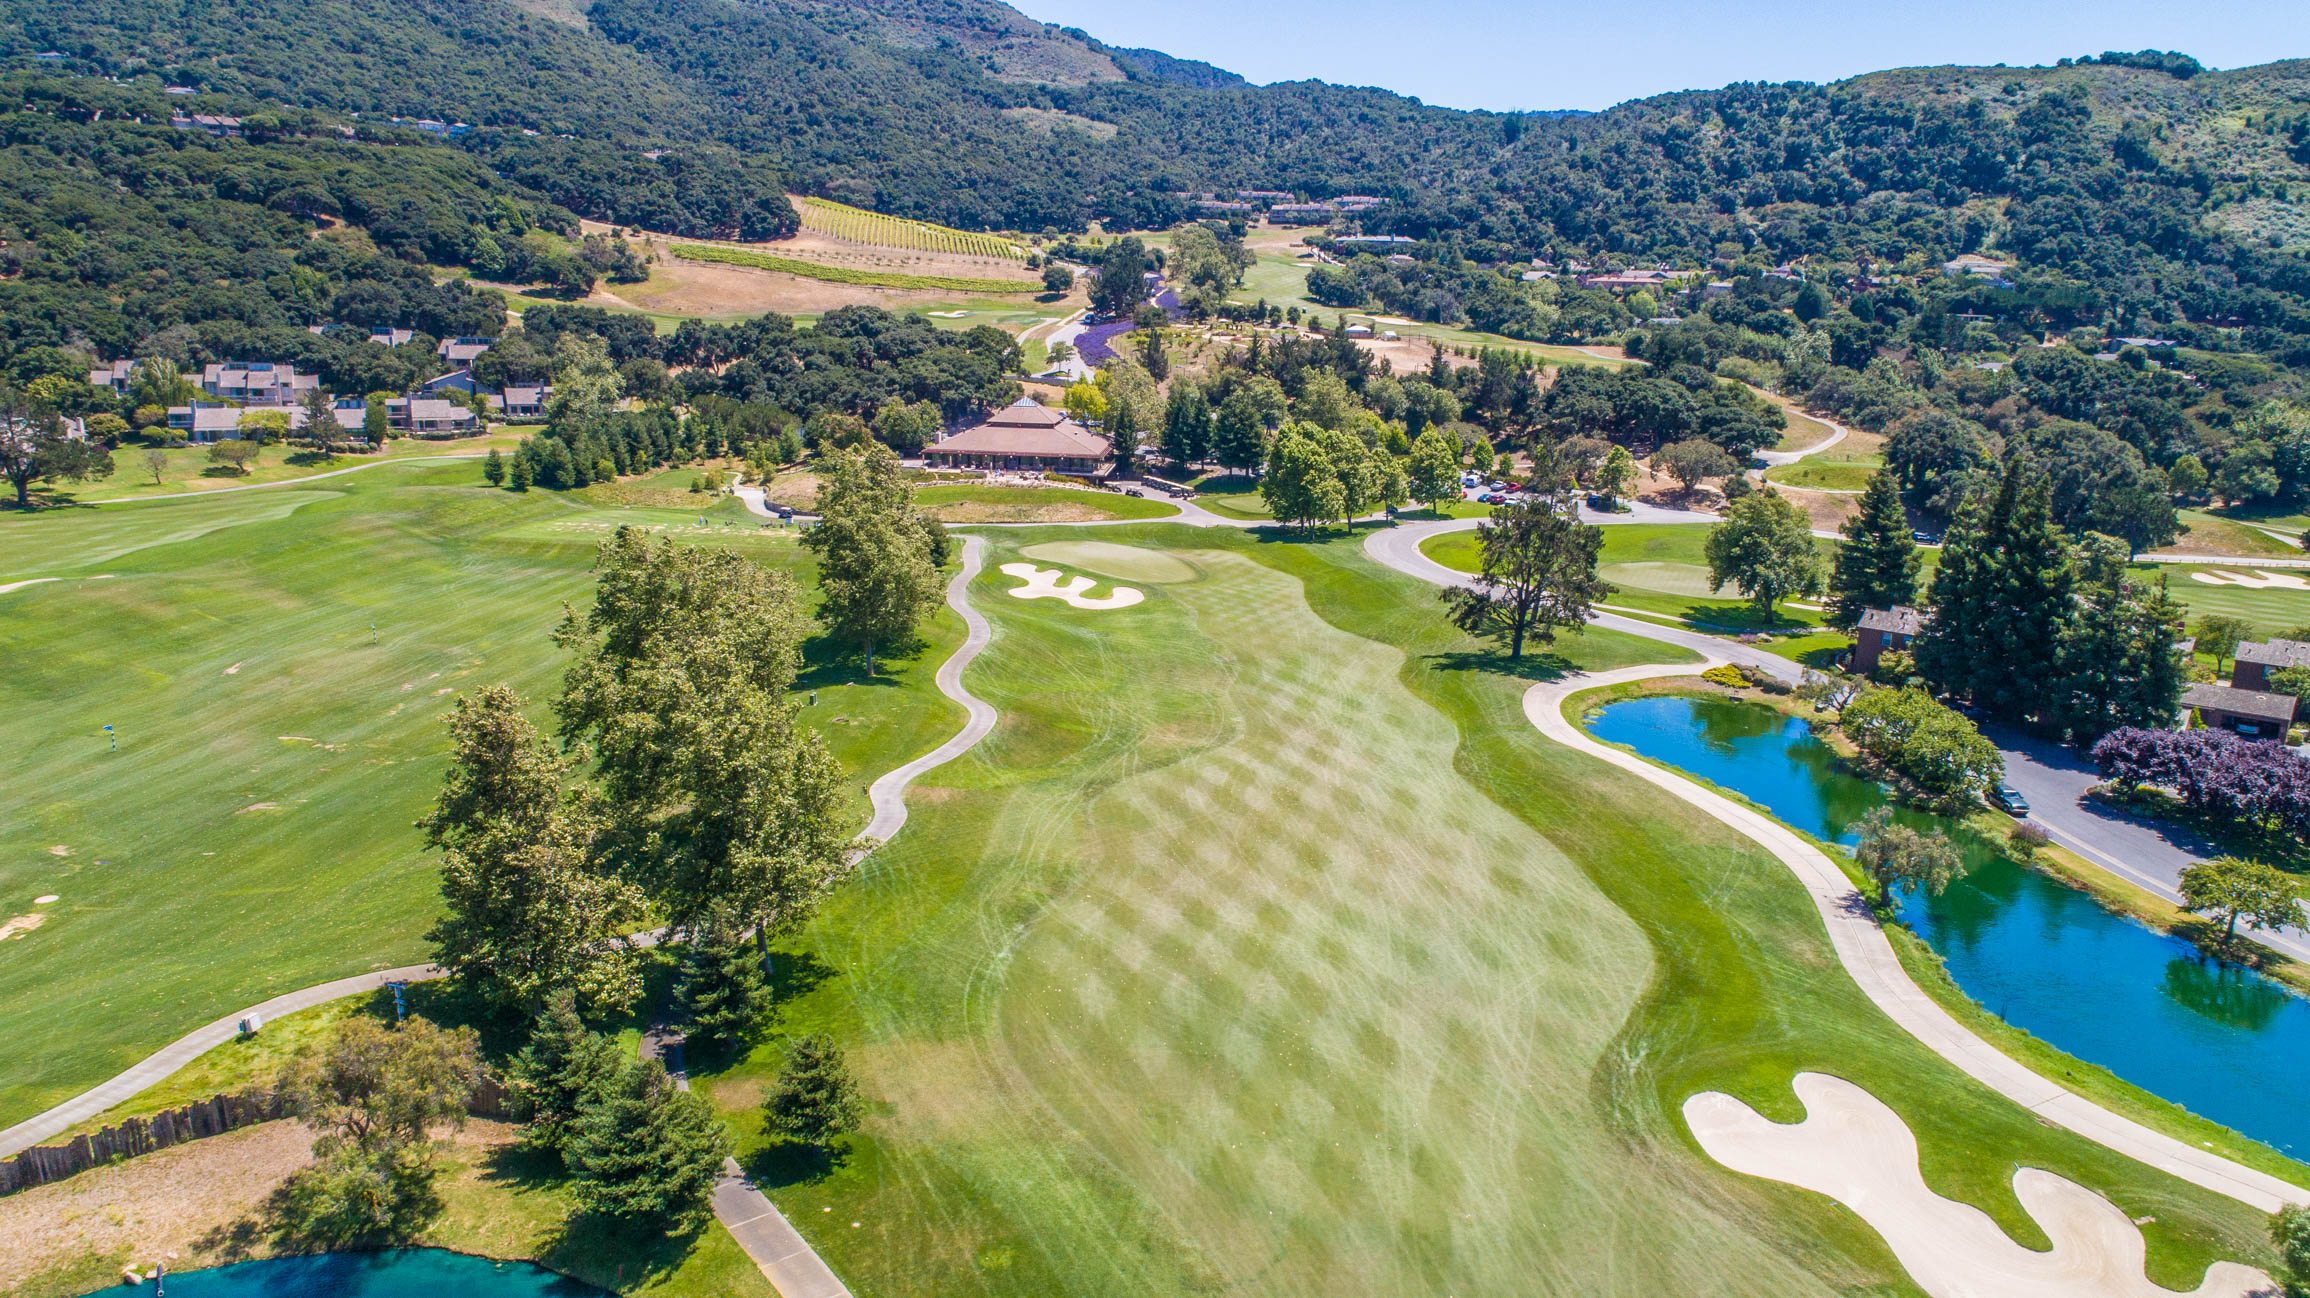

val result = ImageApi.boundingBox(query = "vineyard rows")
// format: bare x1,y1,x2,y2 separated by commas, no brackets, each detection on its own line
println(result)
670,243,1037,294
798,197,1028,261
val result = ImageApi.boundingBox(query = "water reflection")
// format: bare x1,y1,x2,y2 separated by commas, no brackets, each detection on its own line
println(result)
1588,693,2310,1156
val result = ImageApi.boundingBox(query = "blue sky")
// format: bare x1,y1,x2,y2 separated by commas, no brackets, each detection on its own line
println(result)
1010,0,2310,111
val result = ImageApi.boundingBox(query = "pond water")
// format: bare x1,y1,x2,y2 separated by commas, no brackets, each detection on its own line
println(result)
1586,692,2310,1158
85,1250,604,1298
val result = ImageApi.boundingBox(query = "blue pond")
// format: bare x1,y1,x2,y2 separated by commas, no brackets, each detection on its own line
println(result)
1586,692,2310,1158
83,1250,604,1298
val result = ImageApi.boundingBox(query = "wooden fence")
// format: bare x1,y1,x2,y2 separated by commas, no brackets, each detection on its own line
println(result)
0,1075,510,1197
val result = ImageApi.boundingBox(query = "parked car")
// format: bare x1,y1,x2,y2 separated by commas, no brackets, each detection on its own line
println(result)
1911,530,1940,544
1481,492,1505,505
773,504,795,521
1990,786,2030,815
1462,472,1483,487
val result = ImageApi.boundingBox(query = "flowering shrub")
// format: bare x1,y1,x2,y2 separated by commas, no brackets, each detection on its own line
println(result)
2091,727,2310,839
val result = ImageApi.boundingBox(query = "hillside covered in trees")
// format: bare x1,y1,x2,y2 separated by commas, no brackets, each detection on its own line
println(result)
4,0,2310,392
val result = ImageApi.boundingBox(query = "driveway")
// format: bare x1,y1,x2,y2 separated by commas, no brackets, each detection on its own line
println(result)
1988,726,2310,964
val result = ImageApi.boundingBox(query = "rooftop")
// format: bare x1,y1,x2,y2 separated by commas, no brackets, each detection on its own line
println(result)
928,399,1110,461
2181,682,2298,724
1857,606,1924,636
2238,639,2310,670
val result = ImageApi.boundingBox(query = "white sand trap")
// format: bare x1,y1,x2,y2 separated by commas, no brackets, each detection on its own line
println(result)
2190,569,2310,591
1685,1074,2273,1298
0,913,47,942
33,895,58,905
1020,541,1198,584
224,661,243,675
999,562,1143,610
0,577,60,595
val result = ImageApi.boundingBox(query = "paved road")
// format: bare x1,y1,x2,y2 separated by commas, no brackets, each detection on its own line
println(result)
1526,663,2307,1213
0,963,439,1155
1989,726,2310,965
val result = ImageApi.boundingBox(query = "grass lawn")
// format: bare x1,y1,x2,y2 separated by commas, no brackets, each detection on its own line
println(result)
1182,471,1275,519
911,484,1180,524
0,1115,772,1298
2148,560,2310,635
1422,522,1839,632
2166,509,2304,559
0,462,958,1128
676,524,2277,1294
57,433,526,504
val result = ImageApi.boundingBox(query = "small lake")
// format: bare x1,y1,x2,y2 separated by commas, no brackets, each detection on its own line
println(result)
84,1250,605,1298
1587,692,2310,1157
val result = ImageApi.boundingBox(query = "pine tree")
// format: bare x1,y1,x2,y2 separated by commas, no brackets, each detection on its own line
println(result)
761,1035,865,1147
1827,470,1921,629
1914,493,1994,702
2054,536,2186,739
675,928,773,1050
565,1057,731,1232
1161,386,1212,468
1916,456,2073,721
1978,460,2074,722
508,453,533,492
483,448,506,487
510,992,623,1162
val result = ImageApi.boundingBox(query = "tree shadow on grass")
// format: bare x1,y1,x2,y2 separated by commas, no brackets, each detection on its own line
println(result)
1423,649,1579,682
743,1138,848,1191
766,950,836,1009
538,1207,704,1292
796,631,928,692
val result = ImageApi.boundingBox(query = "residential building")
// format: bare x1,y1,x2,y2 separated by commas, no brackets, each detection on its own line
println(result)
1942,253,2011,278
167,401,308,442
200,362,318,405
2180,682,2297,739
169,112,242,136
423,369,483,396
1267,204,1334,226
1851,605,1925,674
2232,639,2310,692
437,336,494,367
495,384,552,419
367,327,417,348
392,396,479,435
922,398,1111,475
88,360,137,394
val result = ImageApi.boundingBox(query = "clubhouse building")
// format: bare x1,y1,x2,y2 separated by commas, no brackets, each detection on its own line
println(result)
923,398,1112,475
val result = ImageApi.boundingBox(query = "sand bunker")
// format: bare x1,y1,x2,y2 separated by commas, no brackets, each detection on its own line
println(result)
33,895,58,905
2190,569,2310,591
999,562,1144,610
0,914,47,942
1020,541,1198,584
1685,1074,2272,1298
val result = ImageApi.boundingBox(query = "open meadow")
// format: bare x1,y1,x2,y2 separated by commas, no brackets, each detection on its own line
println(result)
684,524,2283,1296
0,462,961,1127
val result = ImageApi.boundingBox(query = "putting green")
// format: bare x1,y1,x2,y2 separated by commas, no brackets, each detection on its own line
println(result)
1600,559,1723,598
1019,540,1200,584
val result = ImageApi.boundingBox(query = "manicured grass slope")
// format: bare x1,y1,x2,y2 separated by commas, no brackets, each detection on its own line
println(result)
1423,523,1840,629
704,526,2273,1295
0,465,960,1126
911,484,1179,523
671,243,1037,294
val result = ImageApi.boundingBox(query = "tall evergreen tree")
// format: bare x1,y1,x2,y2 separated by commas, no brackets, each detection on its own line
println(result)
1161,385,1212,467
1211,390,1267,476
1827,470,1921,629
801,443,944,676
761,1035,865,1148
2054,536,2187,740
1917,456,2074,721
1978,459,2075,722
565,1057,731,1233
509,991,624,1162
675,924,775,1050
